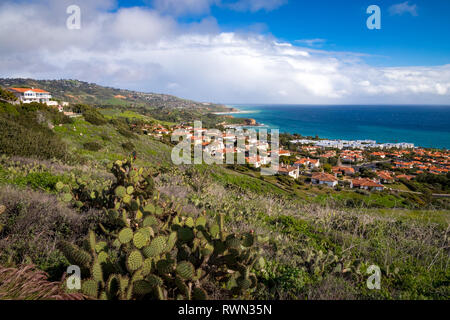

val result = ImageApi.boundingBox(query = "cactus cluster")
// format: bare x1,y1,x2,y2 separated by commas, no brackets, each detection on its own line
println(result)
59,159,263,300
55,172,112,209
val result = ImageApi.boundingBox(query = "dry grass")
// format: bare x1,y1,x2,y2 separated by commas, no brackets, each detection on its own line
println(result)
0,265,85,300
0,186,101,270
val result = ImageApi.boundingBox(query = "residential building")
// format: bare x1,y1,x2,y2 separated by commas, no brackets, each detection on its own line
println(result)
376,171,395,184
351,178,385,191
332,166,355,176
8,87,54,105
311,172,338,187
277,165,300,179
294,158,320,169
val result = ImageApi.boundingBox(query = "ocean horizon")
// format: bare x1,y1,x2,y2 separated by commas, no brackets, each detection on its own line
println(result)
222,104,450,149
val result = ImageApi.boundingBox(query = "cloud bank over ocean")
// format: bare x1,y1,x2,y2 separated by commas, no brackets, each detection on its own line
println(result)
0,0,449,104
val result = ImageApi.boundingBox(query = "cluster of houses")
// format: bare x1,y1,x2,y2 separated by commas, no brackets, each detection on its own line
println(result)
130,121,450,193
290,139,415,150
309,170,386,191
308,169,414,191
369,148,449,175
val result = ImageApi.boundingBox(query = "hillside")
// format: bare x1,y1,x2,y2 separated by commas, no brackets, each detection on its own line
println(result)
0,95,448,301
0,78,231,112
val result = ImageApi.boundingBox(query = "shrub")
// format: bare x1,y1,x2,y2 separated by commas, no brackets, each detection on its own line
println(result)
0,114,69,160
110,118,136,139
83,142,103,152
73,104,107,126
83,109,107,126
121,141,135,151
0,102,19,116
99,132,111,141
0,186,101,278
13,171,61,192
0,88,17,102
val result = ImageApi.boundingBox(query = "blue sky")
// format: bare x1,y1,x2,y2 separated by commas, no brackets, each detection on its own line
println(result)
0,0,449,104
116,0,450,67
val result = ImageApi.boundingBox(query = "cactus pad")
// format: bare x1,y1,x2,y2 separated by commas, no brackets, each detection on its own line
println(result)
82,279,99,298
127,250,143,272
62,193,72,202
91,260,103,283
185,217,194,228
115,186,126,198
58,241,91,268
195,216,207,227
147,274,163,287
242,233,254,247
126,186,134,195
142,236,166,258
143,215,158,227
226,237,241,250
176,261,195,280
133,231,149,249
133,280,153,295
209,224,220,238
118,227,133,244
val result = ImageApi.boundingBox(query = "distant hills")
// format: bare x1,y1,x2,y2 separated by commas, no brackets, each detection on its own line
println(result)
0,78,231,112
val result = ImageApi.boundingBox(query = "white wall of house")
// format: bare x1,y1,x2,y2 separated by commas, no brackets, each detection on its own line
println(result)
312,178,337,187
13,90,52,104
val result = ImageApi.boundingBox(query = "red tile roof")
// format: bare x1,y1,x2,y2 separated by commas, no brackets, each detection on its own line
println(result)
312,172,338,182
9,87,49,93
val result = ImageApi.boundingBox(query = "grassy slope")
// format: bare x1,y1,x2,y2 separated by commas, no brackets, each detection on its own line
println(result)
0,78,230,111
0,107,449,300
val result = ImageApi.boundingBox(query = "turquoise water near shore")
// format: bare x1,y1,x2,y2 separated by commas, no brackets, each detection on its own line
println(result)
225,105,450,149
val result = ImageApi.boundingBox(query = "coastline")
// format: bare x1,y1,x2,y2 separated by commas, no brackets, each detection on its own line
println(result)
213,104,450,150
213,110,253,115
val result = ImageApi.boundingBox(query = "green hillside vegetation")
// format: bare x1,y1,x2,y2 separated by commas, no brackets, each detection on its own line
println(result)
0,98,448,300
0,87,17,102
0,79,231,112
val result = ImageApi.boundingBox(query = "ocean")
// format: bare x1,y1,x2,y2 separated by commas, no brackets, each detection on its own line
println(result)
225,105,450,149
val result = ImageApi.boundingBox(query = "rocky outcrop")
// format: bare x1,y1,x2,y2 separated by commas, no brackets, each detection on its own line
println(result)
243,118,257,126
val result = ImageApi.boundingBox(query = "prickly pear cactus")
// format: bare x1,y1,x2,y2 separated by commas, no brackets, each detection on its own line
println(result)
59,159,263,300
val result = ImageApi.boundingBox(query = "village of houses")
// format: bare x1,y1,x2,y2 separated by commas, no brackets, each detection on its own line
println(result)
4,86,450,194
139,122,450,194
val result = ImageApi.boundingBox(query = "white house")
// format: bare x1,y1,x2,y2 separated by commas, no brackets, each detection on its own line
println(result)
294,158,320,169
277,165,300,179
311,172,338,187
8,87,53,105
351,178,385,191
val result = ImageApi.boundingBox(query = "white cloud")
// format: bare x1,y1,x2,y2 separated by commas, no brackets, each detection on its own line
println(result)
152,0,217,16
295,39,327,47
222,0,287,12
0,1,448,104
150,0,286,15
389,2,418,16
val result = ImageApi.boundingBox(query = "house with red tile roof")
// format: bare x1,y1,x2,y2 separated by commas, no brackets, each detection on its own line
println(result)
311,172,338,187
245,156,262,168
376,171,395,184
332,166,355,176
8,87,56,105
294,158,320,169
351,178,384,191
370,152,387,159
277,165,300,179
